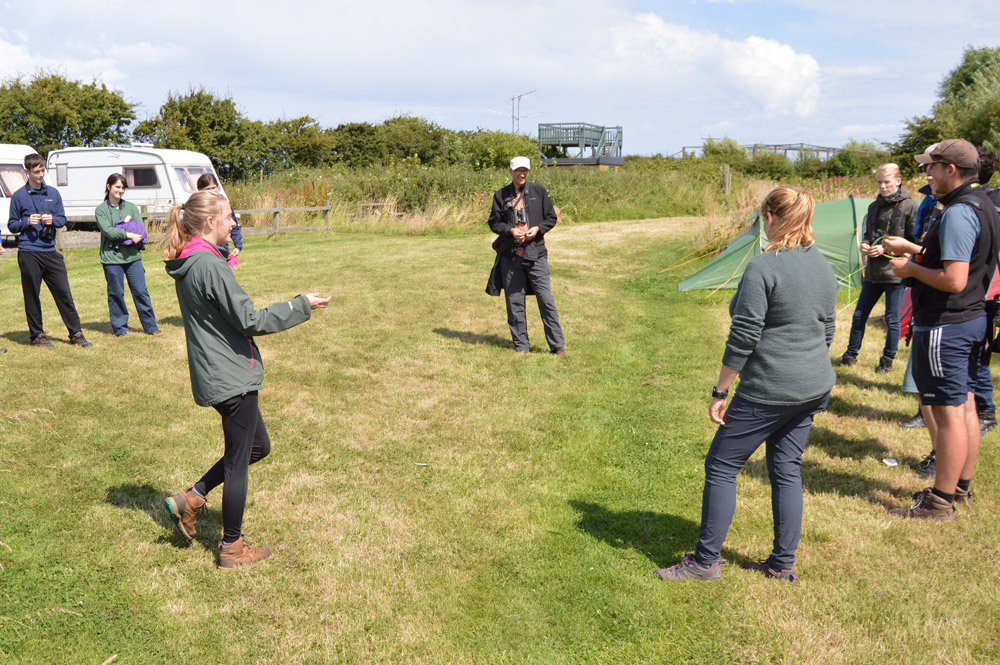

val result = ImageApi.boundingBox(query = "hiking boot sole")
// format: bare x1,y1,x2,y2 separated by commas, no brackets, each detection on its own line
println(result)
164,495,195,540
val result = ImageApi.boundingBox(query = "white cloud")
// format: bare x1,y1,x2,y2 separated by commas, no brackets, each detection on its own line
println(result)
0,38,124,83
603,14,820,117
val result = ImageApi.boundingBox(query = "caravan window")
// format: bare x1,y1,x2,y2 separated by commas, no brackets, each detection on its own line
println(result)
0,165,27,197
174,166,213,193
125,166,159,188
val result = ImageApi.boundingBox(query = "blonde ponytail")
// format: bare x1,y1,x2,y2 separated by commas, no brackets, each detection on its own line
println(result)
160,191,227,260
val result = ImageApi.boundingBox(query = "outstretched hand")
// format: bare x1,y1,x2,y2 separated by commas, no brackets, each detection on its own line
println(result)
305,293,331,309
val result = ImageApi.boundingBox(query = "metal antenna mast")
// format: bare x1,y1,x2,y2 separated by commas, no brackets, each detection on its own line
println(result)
511,90,536,133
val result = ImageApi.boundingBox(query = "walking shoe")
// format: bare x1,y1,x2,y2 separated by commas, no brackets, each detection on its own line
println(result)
900,411,926,429
31,334,53,348
654,554,724,581
69,332,91,347
874,356,893,373
954,486,975,505
218,534,271,570
910,450,936,479
552,347,566,356
889,488,955,520
164,487,206,540
838,353,857,367
741,559,798,583
979,409,996,434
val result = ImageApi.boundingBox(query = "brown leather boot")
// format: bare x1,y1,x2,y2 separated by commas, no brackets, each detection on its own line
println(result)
954,485,974,505
218,535,271,571
889,488,955,520
164,487,206,540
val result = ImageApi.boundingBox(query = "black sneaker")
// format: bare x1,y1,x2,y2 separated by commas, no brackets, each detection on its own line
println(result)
742,559,798,583
909,450,936,480
900,411,926,429
69,332,91,348
838,353,857,367
979,410,996,434
874,356,893,373
31,334,53,348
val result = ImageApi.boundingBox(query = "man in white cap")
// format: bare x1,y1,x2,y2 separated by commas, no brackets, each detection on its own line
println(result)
884,139,1000,519
486,156,566,354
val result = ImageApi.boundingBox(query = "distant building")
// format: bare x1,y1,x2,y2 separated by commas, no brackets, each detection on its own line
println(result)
537,123,624,170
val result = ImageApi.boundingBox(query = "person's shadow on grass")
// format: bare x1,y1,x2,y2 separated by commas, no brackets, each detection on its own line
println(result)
833,370,901,394
432,327,511,349
807,424,891,459
742,458,907,509
826,394,910,424
104,482,221,551
568,499,742,569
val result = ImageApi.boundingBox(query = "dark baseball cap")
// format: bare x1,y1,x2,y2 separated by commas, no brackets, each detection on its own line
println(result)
914,139,978,169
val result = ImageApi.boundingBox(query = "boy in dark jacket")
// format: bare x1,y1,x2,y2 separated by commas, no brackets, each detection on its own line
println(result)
839,163,918,372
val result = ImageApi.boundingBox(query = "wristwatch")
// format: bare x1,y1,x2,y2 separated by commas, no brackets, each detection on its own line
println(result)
711,386,728,399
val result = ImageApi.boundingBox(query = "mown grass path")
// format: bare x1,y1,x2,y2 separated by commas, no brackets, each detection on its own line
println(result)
0,221,996,664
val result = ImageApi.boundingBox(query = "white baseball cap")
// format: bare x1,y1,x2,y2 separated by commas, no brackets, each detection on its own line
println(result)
510,156,531,171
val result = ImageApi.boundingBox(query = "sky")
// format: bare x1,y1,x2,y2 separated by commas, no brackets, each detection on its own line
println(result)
1,0,997,157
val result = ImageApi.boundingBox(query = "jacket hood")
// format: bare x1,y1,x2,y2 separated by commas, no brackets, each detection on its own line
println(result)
164,240,228,280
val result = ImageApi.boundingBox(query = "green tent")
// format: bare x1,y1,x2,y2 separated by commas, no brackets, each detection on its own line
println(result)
677,196,872,292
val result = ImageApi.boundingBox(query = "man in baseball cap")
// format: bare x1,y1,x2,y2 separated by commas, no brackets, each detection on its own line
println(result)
913,139,979,171
883,139,999,519
485,156,566,354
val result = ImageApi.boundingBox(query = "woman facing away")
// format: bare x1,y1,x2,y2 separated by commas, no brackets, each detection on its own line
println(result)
162,190,330,570
95,173,161,336
657,186,838,583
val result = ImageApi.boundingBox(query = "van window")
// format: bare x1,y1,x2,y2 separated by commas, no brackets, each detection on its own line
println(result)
0,165,27,197
125,167,159,188
56,164,68,187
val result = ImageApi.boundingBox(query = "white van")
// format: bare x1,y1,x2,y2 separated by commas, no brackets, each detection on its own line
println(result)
0,144,36,235
45,145,224,228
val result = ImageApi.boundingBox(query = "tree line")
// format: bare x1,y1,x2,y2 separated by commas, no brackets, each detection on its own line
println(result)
0,73,536,180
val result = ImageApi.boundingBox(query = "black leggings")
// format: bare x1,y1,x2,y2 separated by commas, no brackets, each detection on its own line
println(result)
193,392,271,542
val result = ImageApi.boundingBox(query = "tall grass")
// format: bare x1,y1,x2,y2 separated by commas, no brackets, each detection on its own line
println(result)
222,161,928,246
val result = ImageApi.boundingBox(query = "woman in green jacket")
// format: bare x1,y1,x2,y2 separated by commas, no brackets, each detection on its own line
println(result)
162,190,330,570
95,174,160,336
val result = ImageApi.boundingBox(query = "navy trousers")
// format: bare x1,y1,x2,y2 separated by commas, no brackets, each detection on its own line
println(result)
694,392,830,570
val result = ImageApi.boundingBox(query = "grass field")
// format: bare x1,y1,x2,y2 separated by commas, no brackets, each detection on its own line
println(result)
0,220,997,664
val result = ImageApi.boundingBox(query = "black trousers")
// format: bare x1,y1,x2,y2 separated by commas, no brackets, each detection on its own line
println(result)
193,392,271,543
17,251,83,340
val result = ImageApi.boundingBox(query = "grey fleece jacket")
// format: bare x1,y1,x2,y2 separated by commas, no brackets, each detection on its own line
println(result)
165,245,311,406
722,245,838,405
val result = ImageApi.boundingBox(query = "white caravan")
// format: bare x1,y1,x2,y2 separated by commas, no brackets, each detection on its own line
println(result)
0,144,36,235
45,145,223,227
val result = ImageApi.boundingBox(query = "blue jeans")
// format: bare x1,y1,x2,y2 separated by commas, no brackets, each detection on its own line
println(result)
103,260,159,335
974,362,995,413
694,392,830,570
845,281,906,360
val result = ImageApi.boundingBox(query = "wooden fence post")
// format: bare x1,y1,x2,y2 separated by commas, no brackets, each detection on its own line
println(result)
272,202,279,233
721,164,731,196
324,198,331,229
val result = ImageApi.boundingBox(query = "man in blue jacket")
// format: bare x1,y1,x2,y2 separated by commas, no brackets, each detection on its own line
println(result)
7,154,90,348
